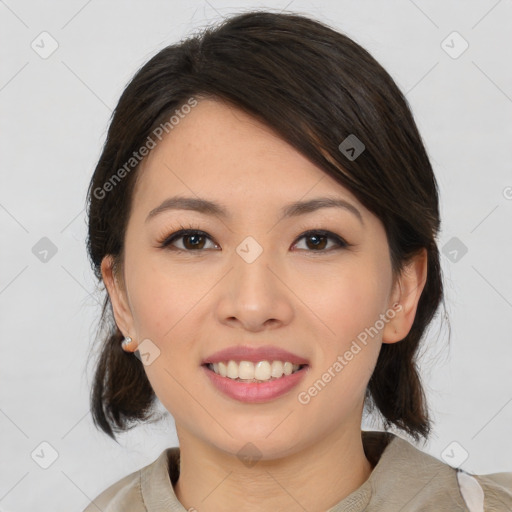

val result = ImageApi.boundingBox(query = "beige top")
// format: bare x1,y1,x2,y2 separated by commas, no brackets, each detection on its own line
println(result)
82,430,512,511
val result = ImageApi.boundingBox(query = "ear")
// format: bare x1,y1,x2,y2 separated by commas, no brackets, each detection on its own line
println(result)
382,248,428,344
101,255,137,351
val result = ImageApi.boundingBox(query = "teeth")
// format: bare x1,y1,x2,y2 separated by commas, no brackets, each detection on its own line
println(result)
227,360,238,379
209,360,303,382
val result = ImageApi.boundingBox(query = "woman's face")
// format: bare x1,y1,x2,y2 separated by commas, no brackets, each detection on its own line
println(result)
103,98,423,459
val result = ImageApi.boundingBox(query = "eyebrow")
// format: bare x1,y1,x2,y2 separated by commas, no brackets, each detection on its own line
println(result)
145,195,364,225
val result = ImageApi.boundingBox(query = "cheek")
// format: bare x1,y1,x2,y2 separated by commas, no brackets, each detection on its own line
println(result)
125,253,208,338
295,265,388,412
294,257,391,347
124,257,206,416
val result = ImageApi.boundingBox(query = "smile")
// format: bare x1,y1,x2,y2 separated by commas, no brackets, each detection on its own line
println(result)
202,362,309,403
206,360,306,382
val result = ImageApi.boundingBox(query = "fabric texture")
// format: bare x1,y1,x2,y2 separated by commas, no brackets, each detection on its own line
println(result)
457,470,485,511
82,430,512,511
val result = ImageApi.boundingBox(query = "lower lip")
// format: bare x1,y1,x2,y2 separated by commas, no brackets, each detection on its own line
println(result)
202,364,309,403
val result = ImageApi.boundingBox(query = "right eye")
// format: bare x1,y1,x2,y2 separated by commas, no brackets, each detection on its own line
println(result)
158,228,219,252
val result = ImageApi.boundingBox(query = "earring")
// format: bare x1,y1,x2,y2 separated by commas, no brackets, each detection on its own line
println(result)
121,336,133,350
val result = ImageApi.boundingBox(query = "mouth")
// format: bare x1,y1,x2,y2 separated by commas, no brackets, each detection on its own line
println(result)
201,361,310,403
202,361,309,383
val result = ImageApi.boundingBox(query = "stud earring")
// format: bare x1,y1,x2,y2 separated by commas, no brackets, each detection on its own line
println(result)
121,336,133,350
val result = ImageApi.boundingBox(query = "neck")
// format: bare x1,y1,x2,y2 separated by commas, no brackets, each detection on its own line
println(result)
173,426,373,512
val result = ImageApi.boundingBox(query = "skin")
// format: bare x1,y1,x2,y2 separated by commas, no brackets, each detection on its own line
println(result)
101,98,427,512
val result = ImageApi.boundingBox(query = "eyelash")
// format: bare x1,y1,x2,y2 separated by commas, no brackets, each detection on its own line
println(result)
156,222,351,254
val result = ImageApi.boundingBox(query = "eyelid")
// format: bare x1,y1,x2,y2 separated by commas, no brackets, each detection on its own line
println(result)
292,229,349,249
156,223,218,249
290,220,351,249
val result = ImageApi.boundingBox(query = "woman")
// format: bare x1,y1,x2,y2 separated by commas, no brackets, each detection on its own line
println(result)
83,10,512,512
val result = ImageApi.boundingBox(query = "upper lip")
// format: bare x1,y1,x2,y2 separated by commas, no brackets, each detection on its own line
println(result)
202,345,310,365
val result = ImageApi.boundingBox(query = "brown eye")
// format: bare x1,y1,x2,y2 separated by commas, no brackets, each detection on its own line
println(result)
293,230,348,252
160,230,218,251
159,228,349,253
181,233,207,250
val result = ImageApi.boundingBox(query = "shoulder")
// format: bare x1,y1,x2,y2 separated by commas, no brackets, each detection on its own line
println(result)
462,470,512,511
81,468,143,512
363,431,512,511
81,449,174,512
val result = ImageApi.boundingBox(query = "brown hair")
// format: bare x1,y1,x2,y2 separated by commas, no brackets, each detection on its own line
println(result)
86,10,445,443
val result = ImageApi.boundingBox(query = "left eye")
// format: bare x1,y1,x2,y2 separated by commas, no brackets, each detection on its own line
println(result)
293,230,348,251
159,229,348,252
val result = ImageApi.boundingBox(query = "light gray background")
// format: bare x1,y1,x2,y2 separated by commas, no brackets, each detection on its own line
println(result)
1,1,511,510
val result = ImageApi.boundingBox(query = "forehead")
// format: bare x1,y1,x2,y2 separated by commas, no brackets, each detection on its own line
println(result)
131,99,365,218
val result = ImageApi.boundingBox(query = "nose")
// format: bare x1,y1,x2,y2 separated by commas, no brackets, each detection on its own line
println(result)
214,242,295,332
